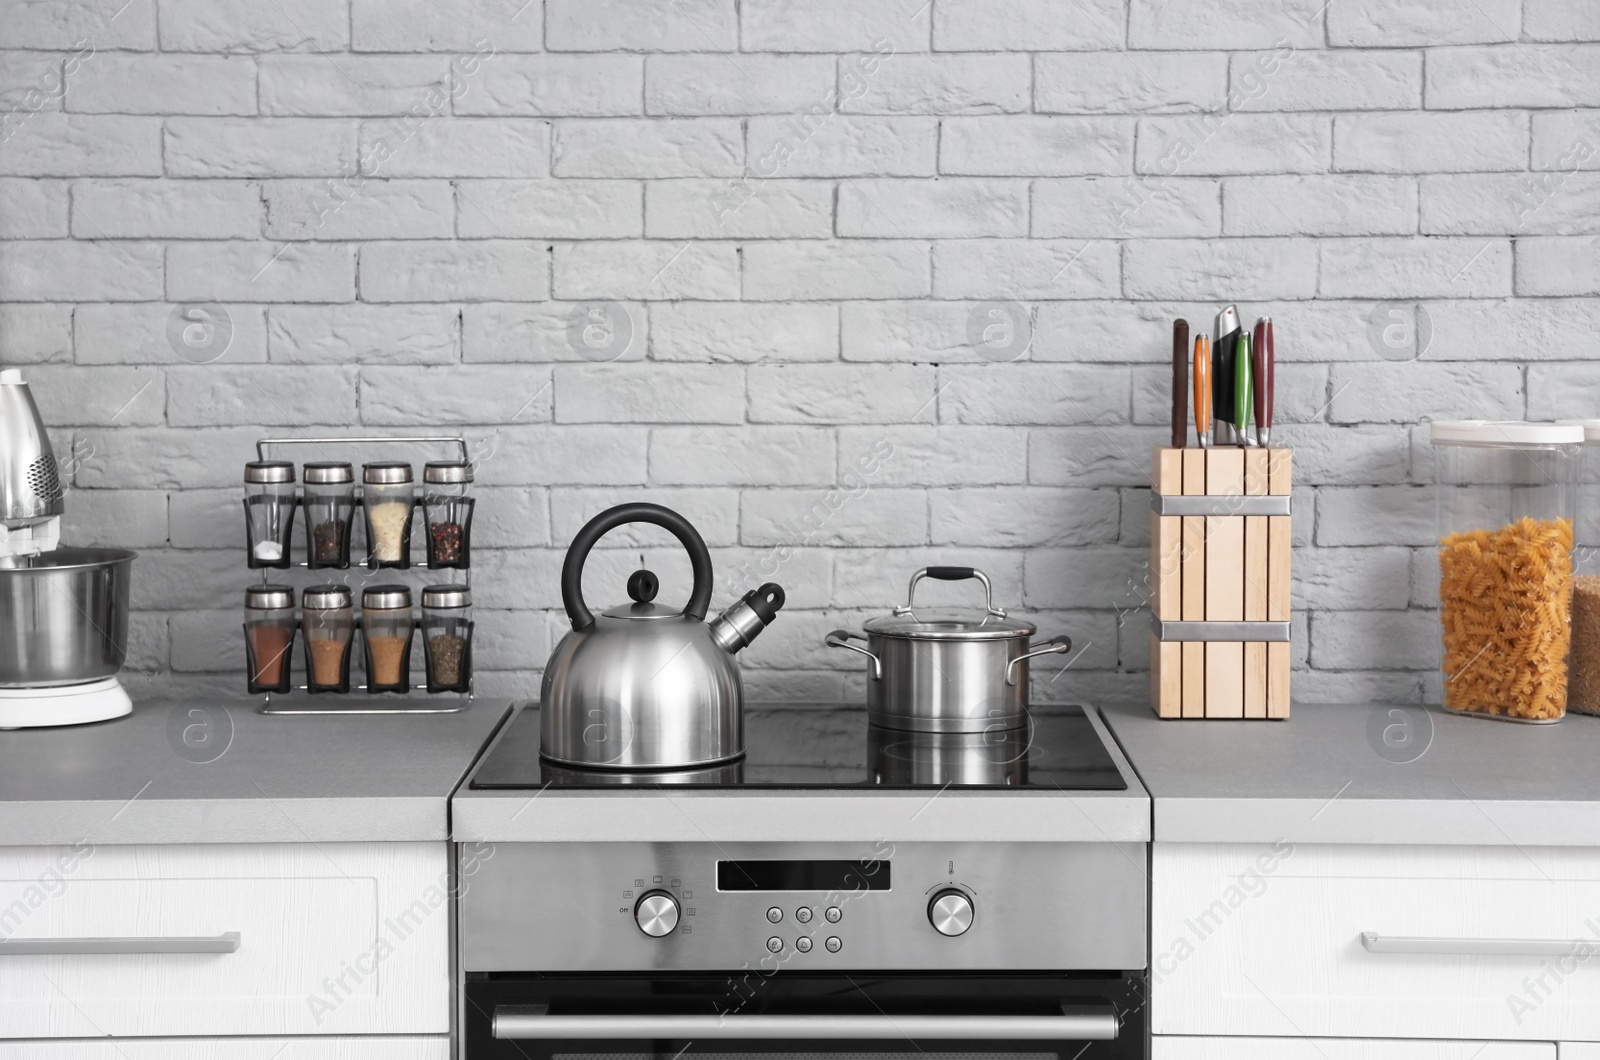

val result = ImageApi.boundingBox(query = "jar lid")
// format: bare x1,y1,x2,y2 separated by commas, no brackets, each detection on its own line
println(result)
244,460,295,484
302,584,353,610
424,460,474,484
303,461,354,484
421,584,471,609
363,461,413,484
362,584,412,609
1556,419,1600,444
245,584,295,610
1429,420,1585,447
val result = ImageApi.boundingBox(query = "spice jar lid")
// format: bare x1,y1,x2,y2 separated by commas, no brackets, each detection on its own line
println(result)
303,584,353,610
244,460,295,484
1429,420,1585,448
422,584,471,609
1556,419,1600,444
304,461,355,484
245,584,296,611
424,460,474,485
362,584,413,610
363,461,414,484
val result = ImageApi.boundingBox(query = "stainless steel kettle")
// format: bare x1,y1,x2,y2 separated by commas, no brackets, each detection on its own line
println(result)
539,503,784,770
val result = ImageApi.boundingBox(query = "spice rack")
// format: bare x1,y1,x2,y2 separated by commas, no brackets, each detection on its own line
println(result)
241,436,477,712
1149,446,1292,719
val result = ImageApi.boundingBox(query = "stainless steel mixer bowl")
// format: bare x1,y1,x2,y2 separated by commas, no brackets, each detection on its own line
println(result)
0,548,135,687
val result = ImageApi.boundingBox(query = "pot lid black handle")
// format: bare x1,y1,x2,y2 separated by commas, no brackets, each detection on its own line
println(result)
562,503,713,631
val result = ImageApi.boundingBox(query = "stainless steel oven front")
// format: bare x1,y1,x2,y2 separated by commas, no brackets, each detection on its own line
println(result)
459,841,1149,1059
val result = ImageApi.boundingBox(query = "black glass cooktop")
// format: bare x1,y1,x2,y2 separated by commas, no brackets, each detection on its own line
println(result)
470,704,1126,791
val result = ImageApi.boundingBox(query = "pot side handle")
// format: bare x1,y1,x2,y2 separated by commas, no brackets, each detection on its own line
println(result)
824,629,881,681
1005,635,1072,686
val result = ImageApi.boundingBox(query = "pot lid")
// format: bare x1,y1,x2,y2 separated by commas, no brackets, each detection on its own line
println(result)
863,607,1035,640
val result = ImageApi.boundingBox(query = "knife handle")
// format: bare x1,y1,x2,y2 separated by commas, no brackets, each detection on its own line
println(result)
1253,318,1273,439
1192,333,1210,446
1172,319,1190,449
1235,331,1252,444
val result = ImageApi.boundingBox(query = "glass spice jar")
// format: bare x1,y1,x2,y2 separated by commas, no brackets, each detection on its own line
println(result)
1430,421,1583,723
1558,420,1600,715
244,584,297,694
422,461,475,570
361,584,414,693
303,461,357,569
362,462,415,569
243,461,296,569
302,584,354,694
421,584,473,693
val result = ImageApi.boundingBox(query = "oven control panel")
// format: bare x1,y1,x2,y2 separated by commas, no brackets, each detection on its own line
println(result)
459,841,1146,973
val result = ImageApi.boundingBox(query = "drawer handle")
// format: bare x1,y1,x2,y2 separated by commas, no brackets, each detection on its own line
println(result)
0,932,241,956
493,1007,1118,1041
1362,932,1583,957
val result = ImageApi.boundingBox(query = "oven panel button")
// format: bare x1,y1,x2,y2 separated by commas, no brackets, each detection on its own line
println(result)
825,936,842,953
766,936,783,953
634,891,680,937
928,890,974,937
796,936,813,952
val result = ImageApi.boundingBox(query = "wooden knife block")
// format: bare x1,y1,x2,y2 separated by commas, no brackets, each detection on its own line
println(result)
1150,447,1291,720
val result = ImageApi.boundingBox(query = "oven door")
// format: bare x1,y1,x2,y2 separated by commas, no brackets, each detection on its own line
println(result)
464,972,1148,1060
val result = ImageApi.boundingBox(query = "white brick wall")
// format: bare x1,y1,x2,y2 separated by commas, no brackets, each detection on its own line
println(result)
2,0,1596,706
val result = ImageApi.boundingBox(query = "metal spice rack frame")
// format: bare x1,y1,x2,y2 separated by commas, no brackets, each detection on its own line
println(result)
245,435,476,713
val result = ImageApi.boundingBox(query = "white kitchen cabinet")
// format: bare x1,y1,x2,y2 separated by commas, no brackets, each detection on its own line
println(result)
0,842,450,1039
1561,1047,1600,1058
1153,1037,1555,1059
1152,843,1600,1041
0,1038,448,1059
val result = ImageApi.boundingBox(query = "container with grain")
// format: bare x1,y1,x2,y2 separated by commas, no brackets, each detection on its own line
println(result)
303,461,356,569
1559,420,1600,715
362,462,415,569
302,584,354,694
1430,421,1582,722
422,460,475,570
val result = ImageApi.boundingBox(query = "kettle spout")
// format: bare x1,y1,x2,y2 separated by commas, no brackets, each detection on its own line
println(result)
709,582,785,655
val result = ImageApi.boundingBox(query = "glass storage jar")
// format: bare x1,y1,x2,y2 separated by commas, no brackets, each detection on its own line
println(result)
303,461,356,569
243,461,296,569
1558,420,1600,715
244,584,297,694
1430,421,1583,722
361,584,413,693
422,461,474,570
421,584,472,693
362,462,415,569
302,584,354,694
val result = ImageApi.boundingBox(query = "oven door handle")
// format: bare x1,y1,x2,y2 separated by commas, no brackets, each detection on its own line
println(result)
493,1006,1118,1041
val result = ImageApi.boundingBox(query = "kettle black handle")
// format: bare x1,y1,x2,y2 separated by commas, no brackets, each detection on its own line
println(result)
562,503,714,631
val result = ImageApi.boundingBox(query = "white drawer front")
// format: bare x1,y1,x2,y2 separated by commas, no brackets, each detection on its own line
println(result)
0,843,449,1038
1155,1038,1555,1060
0,1038,448,1059
1153,843,1600,1040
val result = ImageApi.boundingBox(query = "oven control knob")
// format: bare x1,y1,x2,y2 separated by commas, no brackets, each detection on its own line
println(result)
635,891,680,937
928,890,973,937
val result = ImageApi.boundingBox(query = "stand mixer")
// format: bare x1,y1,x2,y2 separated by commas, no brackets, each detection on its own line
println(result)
0,369,135,727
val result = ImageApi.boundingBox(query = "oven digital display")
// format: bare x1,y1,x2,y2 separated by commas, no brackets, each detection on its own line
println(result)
717,859,891,892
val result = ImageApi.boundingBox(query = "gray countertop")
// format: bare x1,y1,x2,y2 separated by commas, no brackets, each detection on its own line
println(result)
1101,702,1600,847
0,698,511,846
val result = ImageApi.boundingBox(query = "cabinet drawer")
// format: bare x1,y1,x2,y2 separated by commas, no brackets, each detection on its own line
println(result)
1153,843,1600,1040
0,843,449,1038
0,1038,447,1059
1154,1038,1554,1060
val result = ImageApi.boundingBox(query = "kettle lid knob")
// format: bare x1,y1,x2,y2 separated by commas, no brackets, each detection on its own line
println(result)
627,569,659,604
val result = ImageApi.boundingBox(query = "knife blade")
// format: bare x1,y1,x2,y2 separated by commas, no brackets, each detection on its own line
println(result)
1235,330,1253,447
1193,332,1211,448
1213,306,1241,445
1172,319,1190,449
1253,316,1274,448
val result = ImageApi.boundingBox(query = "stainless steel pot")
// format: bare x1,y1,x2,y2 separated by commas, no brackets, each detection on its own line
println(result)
0,548,135,687
825,567,1070,733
